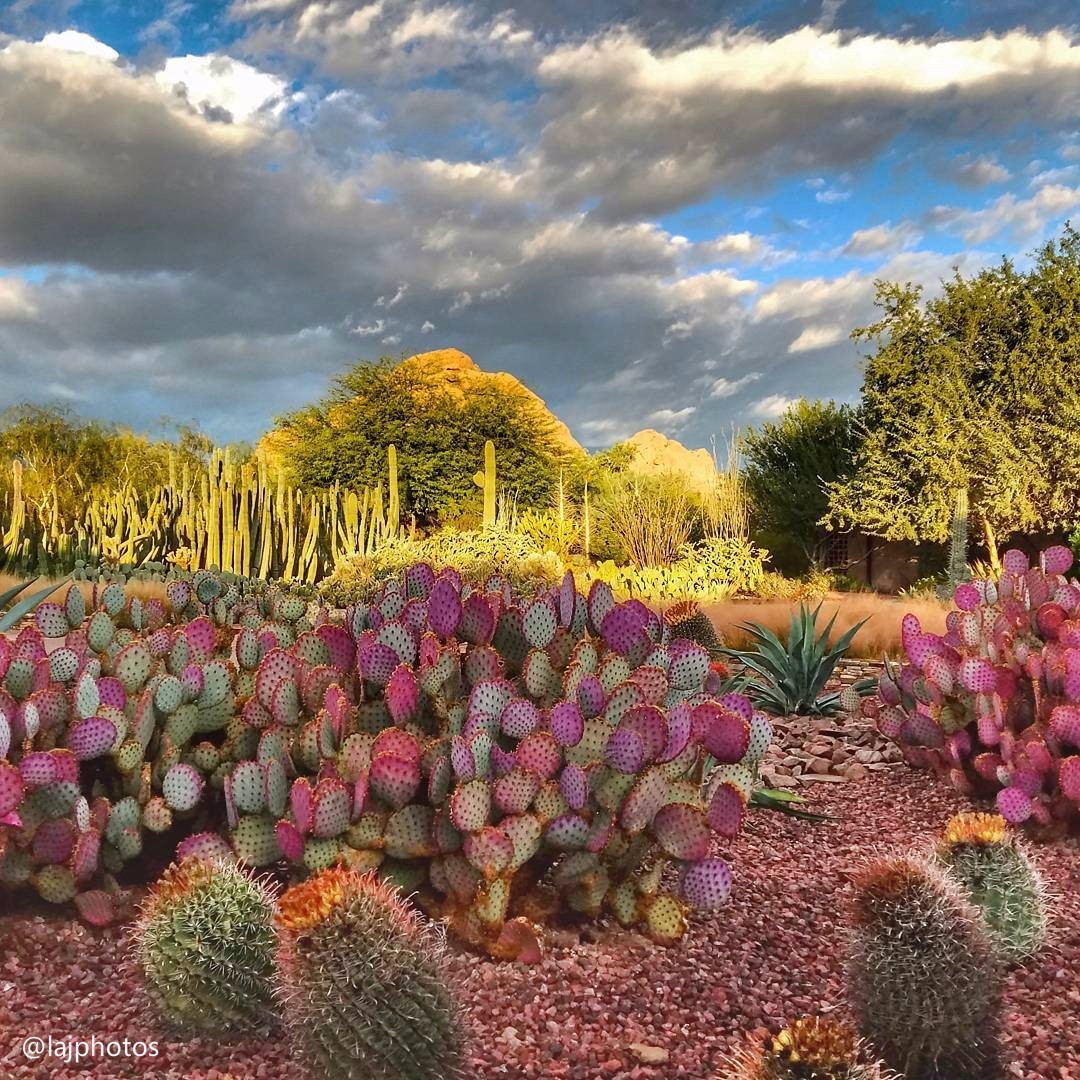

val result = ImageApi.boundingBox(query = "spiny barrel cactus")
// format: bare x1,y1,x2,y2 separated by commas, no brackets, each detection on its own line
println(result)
867,544,1080,831
935,813,1048,965
846,855,1003,1080
133,857,278,1031
275,867,467,1080
664,600,724,659
723,1016,897,1079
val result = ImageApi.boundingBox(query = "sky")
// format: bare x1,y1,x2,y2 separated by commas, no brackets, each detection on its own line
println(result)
0,1,1078,451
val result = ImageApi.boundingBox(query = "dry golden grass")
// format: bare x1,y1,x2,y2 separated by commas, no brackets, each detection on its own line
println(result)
686,593,949,659
0,573,167,607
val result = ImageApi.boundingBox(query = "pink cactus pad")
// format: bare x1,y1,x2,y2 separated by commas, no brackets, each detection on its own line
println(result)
652,802,710,861
426,578,463,638
74,890,115,928
679,857,732,912
493,768,542,815
501,698,541,739
33,819,77,864
385,665,420,724
622,705,667,762
368,753,421,810
548,700,585,747
176,831,234,863
1041,545,1074,576
0,761,25,816
576,675,606,719
953,582,981,611
559,762,588,811
559,571,576,627
18,751,58,788
1058,757,1080,801
515,732,563,780
658,702,693,763
693,702,750,764
996,785,1033,824
162,763,205,812
1050,706,1080,747
600,606,649,658
1036,603,1067,640
706,781,745,837
67,715,117,760
184,616,216,662
605,728,646,774
958,657,997,693
311,778,351,838
459,593,496,645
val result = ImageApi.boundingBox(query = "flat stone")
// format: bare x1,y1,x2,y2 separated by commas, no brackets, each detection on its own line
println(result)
629,1044,670,1065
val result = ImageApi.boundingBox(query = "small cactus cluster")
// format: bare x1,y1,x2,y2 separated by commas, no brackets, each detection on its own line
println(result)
846,855,1003,1080
723,1017,897,1079
275,867,466,1079
861,545,1080,831
133,856,278,1030
935,812,1048,965
1,561,769,954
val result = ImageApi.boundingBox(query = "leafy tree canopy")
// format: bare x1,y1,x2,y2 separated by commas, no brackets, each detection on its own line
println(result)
742,398,859,569
275,357,567,520
828,225,1080,555
0,405,210,521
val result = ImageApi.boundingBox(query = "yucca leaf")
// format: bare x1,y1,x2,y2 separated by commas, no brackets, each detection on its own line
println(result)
0,577,64,633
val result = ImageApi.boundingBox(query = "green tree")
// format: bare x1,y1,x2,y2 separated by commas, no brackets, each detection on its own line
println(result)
742,399,859,572
828,226,1080,564
275,357,565,520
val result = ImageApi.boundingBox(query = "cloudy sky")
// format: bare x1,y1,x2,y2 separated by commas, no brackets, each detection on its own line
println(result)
1,1,1078,450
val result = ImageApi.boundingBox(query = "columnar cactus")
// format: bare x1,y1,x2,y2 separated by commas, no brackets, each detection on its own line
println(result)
275,867,466,1080
846,855,1003,1080
133,857,278,1030
865,545,1080,831
935,813,1048,965
723,1016,897,1079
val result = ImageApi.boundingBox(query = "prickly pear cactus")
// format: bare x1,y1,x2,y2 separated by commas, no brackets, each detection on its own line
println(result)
867,545,1080,832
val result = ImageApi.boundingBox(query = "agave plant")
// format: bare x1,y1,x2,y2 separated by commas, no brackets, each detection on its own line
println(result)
0,577,63,633
722,602,871,716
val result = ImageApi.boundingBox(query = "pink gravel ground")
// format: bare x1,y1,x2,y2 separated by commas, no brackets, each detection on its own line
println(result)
1,768,1077,1080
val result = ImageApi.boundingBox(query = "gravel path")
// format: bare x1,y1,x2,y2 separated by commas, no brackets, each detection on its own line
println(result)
1,768,1077,1079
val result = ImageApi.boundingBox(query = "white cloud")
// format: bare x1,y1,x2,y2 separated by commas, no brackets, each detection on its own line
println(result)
788,324,845,352
815,188,851,204
930,183,1080,244
0,279,37,319
842,220,922,256
648,406,696,427
155,54,293,122
749,394,796,419
37,31,119,62
708,372,761,399
949,153,1011,188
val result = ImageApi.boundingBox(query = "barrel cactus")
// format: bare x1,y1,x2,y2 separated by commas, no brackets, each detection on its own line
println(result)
275,867,466,1080
724,1016,897,1079
935,813,1048,965
846,855,1003,1080
664,599,723,659
133,857,278,1031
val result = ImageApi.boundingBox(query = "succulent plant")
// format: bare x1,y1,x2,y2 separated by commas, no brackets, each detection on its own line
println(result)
935,813,1048,965
868,544,1080,831
275,867,466,1080
664,600,724,659
134,857,278,1031
723,1016,898,1079
846,855,1003,1080
722,603,872,716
